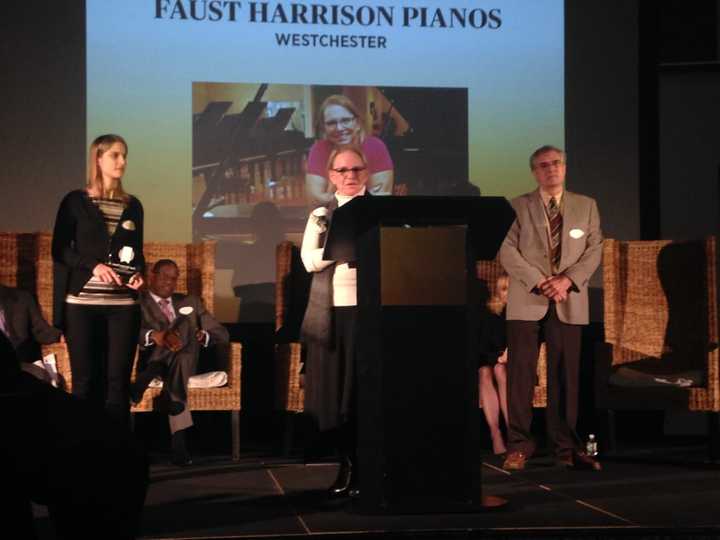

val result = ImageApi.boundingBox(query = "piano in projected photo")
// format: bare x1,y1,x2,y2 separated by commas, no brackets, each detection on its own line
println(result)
372,86,472,197
191,84,471,243
192,86,311,240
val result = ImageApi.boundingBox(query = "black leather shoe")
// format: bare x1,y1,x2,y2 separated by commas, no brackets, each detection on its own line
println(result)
328,456,352,498
572,451,602,471
129,383,144,406
556,450,602,471
154,393,185,416
130,362,165,404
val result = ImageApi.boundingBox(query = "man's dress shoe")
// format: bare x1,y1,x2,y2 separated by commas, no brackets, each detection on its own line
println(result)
129,383,145,406
130,362,165,405
502,451,527,471
557,450,602,471
154,393,185,416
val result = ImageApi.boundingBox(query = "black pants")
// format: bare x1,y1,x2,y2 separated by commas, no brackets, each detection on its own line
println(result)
141,316,206,434
305,306,358,463
64,303,140,425
506,304,582,456
331,307,358,460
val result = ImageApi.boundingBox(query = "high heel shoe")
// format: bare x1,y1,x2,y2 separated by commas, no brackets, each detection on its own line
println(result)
328,456,353,498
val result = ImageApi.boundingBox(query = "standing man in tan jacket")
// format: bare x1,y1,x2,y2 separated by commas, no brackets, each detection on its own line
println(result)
499,145,602,471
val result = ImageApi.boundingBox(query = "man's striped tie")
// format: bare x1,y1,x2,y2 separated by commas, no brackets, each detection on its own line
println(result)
548,196,562,269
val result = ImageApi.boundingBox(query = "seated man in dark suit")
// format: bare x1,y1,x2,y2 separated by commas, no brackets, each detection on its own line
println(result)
131,259,229,465
0,284,63,383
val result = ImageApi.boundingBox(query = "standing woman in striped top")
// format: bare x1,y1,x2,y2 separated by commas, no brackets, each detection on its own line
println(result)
52,134,145,427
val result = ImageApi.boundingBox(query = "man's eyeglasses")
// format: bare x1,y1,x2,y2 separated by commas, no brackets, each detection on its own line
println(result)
330,166,367,176
324,117,356,130
535,159,564,170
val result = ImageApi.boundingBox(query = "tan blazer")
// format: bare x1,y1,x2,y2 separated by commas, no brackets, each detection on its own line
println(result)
499,189,602,324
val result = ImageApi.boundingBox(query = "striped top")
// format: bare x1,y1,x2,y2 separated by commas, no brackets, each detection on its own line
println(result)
65,197,137,306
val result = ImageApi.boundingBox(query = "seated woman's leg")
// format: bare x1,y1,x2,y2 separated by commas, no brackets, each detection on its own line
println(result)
494,362,509,430
479,366,506,455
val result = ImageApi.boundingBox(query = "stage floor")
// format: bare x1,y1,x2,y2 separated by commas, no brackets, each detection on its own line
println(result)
34,444,720,539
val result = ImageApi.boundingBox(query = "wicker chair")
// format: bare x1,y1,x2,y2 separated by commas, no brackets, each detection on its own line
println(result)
273,242,311,453
0,233,242,460
597,237,720,457
0,232,54,323
475,259,548,408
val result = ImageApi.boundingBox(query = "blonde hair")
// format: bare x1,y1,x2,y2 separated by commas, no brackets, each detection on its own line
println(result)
326,144,368,173
87,134,130,201
487,274,509,316
316,94,365,143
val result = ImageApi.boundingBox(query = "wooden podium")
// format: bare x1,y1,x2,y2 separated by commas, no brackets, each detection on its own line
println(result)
324,196,515,513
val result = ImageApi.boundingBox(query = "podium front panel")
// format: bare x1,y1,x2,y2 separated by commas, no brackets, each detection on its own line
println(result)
356,224,481,513
379,226,467,306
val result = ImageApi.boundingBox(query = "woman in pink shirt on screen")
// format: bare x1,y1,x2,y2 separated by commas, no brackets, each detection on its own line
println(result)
305,94,394,205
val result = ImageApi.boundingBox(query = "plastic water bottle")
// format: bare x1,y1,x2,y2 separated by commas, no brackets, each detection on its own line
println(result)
585,434,598,457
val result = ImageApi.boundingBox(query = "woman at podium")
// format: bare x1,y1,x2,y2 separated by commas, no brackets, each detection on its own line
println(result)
300,144,370,498
52,134,145,428
305,94,393,206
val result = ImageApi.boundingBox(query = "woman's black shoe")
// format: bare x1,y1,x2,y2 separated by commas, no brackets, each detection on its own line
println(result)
328,456,352,498
348,458,360,498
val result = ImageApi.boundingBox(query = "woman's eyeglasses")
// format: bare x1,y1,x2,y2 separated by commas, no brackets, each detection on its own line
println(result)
330,166,367,176
324,117,356,130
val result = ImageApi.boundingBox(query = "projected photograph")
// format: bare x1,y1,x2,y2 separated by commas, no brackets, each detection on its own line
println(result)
192,82,470,236
191,82,469,320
